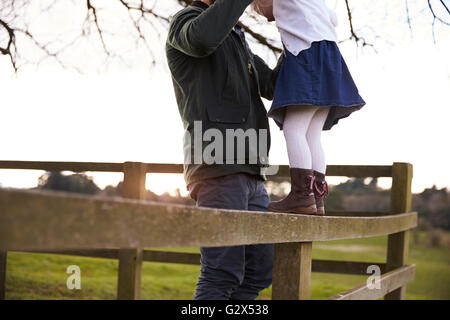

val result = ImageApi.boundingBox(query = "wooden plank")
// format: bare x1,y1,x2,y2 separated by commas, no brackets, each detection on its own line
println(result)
390,162,413,214
0,161,393,178
0,161,182,175
385,231,410,299
0,250,6,300
272,242,312,300
122,162,147,200
312,260,386,275
325,165,393,178
145,163,184,174
143,250,200,265
117,162,146,300
269,165,393,179
0,160,124,173
141,253,387,277
19,249,201,265
11,249,387,277
0,188,418,250
330,265,415,300
117,248,143,300
385,162,413,300
21,249,119,259
325,211,391,217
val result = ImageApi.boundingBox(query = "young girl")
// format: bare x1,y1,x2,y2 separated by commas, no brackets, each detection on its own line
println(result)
254,0,366,215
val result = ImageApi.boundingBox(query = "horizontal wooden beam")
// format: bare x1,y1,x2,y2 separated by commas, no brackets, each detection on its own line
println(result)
271,165,393,179
139,252,388,276
143,250,200,265
141,254,388,276
144,163,184,174
326,211,392,217
326,165,393,178
23,249,119,259
10,248,387,276
0,161,393,178
18,249,201,264
312,260,386,275
0,161,124,173
330,265,415,300
138,255,388,276
0,188,417,250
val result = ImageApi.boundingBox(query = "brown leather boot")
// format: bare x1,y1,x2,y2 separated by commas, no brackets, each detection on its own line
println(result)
313,170,329,216
268,168,317,215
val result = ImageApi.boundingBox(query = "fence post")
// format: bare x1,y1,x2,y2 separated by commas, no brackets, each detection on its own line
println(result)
385,162,413,300
118,248,143,300
117,162,147,300
0,250,6,300
272,242,312,300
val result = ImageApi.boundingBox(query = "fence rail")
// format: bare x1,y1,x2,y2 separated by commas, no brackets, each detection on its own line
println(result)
0,161,416,300
330,264,416,300
18,249,387,275
0,160,394,177
0,188,417,249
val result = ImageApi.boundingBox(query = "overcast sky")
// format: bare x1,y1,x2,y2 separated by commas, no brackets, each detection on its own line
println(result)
0,0,449,195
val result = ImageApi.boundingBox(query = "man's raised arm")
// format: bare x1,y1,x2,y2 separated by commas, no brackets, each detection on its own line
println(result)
167,0,253,58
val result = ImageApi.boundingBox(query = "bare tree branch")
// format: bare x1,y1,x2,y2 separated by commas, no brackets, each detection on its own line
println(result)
86,0,111,56
405,0,414,39
431,0,450,24
1,0,449,73
341,0,375,49
427,0,450,43
0,17,16,71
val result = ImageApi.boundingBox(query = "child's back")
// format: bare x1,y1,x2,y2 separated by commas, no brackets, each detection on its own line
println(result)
274,0,338,55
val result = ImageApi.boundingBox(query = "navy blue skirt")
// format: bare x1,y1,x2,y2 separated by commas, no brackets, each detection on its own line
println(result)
268,40,366,130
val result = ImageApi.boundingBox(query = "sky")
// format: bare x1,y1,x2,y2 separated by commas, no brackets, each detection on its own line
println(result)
0,0,449,195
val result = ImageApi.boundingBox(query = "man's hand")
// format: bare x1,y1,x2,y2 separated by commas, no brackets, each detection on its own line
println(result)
253,0,275,22
167,0,253,57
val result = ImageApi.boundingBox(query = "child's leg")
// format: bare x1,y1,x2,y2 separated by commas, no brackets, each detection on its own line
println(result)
306,107,330,174
283,105,318,169
306,107,331,215
268,105,319,215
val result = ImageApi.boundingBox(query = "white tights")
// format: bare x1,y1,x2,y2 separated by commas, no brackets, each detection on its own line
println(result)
283,105,331,174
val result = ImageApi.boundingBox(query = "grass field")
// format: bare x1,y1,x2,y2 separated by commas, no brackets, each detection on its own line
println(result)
4,234,450,300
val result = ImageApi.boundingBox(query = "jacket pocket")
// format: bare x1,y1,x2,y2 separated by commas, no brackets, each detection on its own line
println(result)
207,64,251,124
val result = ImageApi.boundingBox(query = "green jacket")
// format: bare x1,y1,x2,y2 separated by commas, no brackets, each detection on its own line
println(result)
166,0,282,187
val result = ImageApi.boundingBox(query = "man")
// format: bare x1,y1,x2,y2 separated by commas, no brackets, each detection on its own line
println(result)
166,0,282,300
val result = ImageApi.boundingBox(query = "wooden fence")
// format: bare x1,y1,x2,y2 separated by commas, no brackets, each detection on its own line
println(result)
0,161,417,300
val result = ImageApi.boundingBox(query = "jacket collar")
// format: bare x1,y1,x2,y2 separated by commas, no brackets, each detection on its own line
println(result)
191,1,209,10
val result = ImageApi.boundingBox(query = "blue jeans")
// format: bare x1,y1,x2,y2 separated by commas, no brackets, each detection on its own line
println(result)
189,173,274,300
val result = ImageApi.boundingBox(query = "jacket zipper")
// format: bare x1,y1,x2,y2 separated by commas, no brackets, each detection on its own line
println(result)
237,34,260,96
234,28,253,75
234,29,264,103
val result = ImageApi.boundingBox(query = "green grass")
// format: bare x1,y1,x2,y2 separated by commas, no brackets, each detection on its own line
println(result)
4,235,450,300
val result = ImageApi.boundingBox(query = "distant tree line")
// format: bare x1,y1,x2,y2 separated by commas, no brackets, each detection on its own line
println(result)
37,171,100,195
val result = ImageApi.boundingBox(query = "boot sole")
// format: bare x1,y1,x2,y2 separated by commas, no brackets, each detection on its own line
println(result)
268,204,319,216
317,207,325,216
